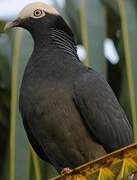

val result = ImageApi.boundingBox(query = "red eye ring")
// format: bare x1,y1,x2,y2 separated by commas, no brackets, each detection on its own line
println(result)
33,9,43,17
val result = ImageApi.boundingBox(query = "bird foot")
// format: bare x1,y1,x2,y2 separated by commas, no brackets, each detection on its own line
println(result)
127,172,137,180
61,167,72,175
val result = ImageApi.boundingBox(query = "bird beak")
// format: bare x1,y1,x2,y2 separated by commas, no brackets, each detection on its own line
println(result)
4,18,22,31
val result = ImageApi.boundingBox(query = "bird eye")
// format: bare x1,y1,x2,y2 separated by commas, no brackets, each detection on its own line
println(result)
33,9,43,17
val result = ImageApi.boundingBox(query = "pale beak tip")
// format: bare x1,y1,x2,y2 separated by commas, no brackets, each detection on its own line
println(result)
4,22,12,31
4,19,21,31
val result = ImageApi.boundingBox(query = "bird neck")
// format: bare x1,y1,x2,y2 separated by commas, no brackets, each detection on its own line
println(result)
33,28,78,58
49,28,78,57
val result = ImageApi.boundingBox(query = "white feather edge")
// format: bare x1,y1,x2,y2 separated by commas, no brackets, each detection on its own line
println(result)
17,2,59,19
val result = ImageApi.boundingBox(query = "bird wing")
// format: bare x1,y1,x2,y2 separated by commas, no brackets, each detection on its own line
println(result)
73,68,133,152
23,118,51,163
19,98,51,163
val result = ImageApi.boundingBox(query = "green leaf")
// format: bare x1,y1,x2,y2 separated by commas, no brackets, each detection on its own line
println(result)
65,0,108,77
118,0,137,141
80,0,107,77
9,29,30,180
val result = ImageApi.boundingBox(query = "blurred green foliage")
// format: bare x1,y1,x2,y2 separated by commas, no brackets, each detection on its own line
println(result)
0,0,137,179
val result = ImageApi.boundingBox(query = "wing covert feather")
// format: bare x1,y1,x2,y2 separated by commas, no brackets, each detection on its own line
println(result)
73,69,133,152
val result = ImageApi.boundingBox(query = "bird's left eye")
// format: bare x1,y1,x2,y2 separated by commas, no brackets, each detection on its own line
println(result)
33,9,43,17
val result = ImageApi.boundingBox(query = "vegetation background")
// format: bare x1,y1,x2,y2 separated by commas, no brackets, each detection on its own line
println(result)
0,0,137,179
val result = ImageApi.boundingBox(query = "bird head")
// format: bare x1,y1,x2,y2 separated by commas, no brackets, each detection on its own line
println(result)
4,2,59,29
4,2,74,45
4,2,68,35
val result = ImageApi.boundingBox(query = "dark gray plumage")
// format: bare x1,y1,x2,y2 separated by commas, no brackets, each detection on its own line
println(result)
5,2,133,173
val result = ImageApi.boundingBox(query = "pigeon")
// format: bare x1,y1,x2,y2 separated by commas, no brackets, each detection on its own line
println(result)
4,2,133,173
